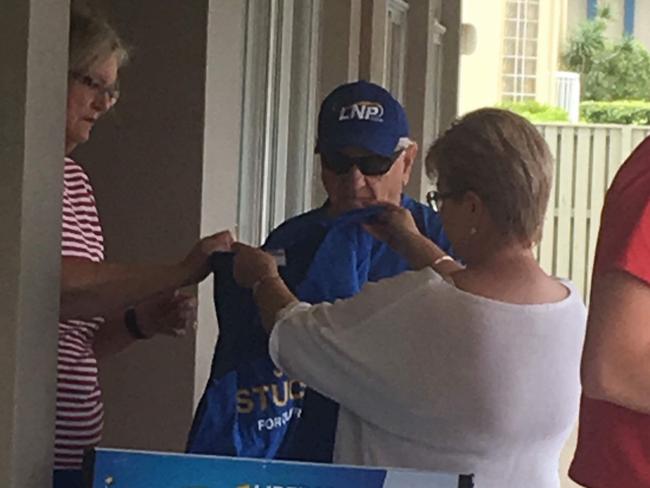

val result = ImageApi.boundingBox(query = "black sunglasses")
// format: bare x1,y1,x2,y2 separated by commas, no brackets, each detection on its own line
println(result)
321,150,404,176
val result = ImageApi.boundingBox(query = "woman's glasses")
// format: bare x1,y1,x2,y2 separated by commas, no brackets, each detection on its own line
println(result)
426,190,457,212
70,71,120,106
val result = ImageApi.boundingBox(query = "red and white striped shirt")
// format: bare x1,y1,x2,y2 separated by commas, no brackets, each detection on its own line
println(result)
55,158,105,469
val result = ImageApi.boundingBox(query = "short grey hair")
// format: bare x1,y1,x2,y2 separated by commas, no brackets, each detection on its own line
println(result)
69,0,129,74
426,108,553,245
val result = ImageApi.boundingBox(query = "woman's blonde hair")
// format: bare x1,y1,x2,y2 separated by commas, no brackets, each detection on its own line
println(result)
69,0,129,74
426,108,553,244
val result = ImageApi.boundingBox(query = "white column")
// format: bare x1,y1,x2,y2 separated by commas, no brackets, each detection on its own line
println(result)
195,0,247,409
403,0,444,200
403,0,461,200
0,1,69,486
359,0,390,85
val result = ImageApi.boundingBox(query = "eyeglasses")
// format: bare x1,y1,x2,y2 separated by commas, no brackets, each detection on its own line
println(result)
70,71,120,106
426,190,457,212
321,150,403,176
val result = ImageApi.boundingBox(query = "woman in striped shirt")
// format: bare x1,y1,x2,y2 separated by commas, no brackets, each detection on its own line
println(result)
54,4,233,487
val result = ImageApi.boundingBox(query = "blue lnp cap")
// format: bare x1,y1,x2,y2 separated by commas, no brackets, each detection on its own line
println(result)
315,80,410,158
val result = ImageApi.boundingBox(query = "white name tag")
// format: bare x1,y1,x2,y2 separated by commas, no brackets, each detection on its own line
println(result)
268,249,287,267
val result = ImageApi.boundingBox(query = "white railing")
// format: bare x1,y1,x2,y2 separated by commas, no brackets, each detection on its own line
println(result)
554,71,580,123
536,123,650,300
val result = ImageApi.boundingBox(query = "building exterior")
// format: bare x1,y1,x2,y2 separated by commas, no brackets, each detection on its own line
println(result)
459,0,568,114
568,0,650,50
459,0,650,115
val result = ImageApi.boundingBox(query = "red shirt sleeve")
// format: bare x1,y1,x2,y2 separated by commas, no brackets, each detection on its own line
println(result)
595,141,650,284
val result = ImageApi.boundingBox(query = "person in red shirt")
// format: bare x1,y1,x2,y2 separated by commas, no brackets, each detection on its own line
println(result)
570,138,650,487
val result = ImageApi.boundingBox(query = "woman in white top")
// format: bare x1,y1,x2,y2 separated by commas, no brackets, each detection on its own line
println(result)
232,108,586,487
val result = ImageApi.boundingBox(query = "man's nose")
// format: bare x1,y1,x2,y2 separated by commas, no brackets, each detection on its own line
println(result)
345,165,367,188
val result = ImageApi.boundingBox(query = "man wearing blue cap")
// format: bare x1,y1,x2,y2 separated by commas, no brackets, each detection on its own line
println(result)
188,81,451,463
315,80,417,217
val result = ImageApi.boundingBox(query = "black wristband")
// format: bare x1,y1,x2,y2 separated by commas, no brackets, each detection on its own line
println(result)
124,307,148,340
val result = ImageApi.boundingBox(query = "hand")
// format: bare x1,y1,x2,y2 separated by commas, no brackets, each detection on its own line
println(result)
232,242,279,289
135,290,197,338
181,230,235,285
363,203,422,250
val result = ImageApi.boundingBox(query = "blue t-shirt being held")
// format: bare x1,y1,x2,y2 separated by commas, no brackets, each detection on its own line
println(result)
187,196,451,462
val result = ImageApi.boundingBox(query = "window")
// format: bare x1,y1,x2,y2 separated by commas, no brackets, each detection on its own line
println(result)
501,0,539,101
237,0,320,245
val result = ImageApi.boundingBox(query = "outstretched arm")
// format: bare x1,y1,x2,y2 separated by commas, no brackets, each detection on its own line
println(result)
60,230,233,321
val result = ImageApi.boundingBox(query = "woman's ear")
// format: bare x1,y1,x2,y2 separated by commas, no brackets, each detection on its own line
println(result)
464,190,482,215
463,191,485,232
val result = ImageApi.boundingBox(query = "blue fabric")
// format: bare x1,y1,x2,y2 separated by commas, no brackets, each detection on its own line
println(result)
187,196,451,462
53,470,83,488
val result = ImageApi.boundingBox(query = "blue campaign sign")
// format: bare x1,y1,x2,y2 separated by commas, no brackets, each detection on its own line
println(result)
86,448,473,488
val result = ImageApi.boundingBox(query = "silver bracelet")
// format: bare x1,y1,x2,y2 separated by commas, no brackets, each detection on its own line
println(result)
432,255,454,266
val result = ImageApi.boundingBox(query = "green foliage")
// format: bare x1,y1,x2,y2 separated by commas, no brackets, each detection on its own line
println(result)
585,37,650,101
580,100,650,124
562,6,650,101
497,100,569,122
562,6,609,76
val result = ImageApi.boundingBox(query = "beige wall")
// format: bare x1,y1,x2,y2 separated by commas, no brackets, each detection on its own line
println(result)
604,0,626,39
459,0,568,113
0,1,69,486
567,0,650,50
635,0,650,50
319,0,362,97
566,0,587,31
537,0,568,105
458,0,506,114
